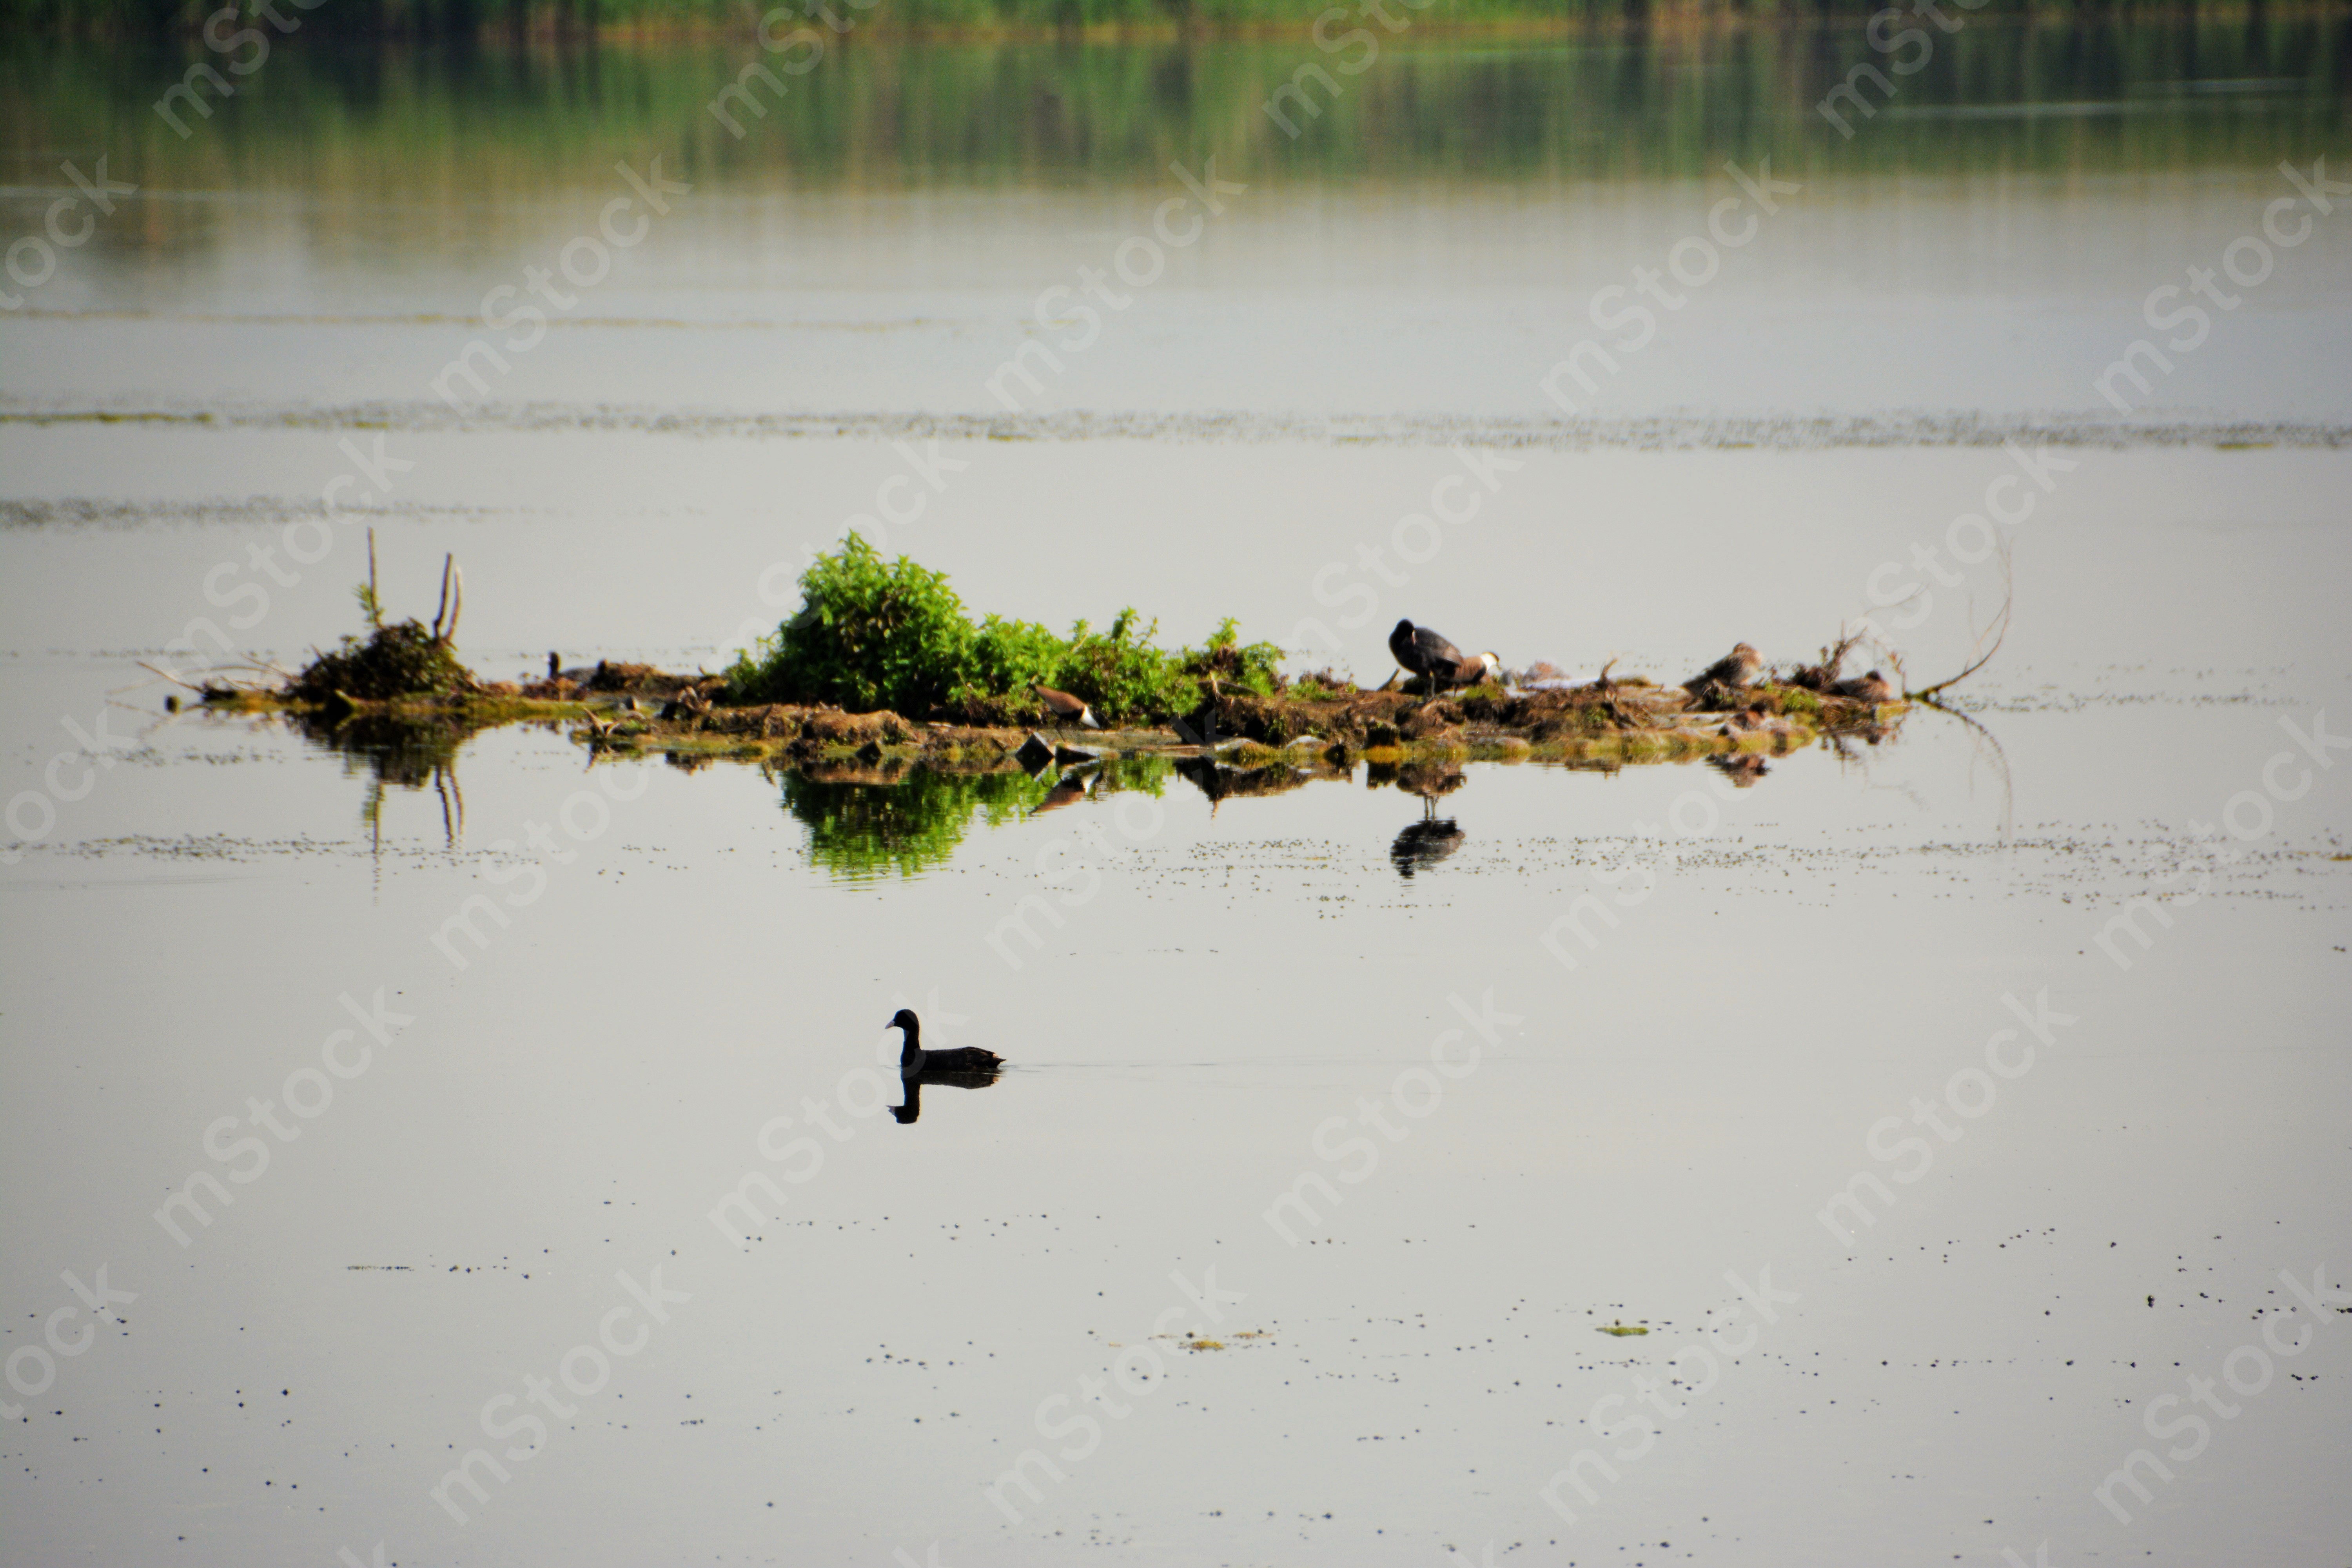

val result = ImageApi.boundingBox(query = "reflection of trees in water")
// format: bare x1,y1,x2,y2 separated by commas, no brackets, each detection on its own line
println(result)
782,757,1174,880
24,28,2340,201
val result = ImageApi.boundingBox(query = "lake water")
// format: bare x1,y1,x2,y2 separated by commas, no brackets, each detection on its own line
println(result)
3,21,2350,1568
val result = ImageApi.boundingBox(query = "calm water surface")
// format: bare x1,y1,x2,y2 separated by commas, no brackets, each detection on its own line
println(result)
3,24,2350,1568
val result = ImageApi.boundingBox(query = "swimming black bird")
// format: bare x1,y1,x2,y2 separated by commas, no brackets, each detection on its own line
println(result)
888,1009,1005,1077
1388,620,1495,699
1034,684,1100,730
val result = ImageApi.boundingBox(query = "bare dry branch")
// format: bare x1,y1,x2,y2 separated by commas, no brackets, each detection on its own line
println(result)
1909,540,2015,700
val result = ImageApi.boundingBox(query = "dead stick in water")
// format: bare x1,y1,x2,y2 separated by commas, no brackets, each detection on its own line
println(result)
366,528,381,626
446,564,462,646
1909,540,2014,701
137,660,208,693
432,554,454,642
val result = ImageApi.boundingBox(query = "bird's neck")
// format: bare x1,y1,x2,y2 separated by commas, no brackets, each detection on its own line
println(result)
898,1025,923,1064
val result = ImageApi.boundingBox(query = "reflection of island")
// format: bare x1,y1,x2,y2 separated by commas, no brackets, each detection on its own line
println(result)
1172,753,1343,810
288,710,472,849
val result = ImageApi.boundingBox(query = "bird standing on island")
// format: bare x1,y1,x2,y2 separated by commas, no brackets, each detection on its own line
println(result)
887,1009,1005,1077
1832,670,1898,704
1684,642,1762,696
1034,684,1100,730
1388,620,1498,700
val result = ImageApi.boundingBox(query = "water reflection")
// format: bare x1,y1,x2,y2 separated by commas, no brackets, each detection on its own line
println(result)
1376,760,1468,877
779,767,1049,880
891,1074,1007,1125
6,22,2343,234
289,709,473,849
1173,752,1341,810
1707,753,1772,789
779,755,1174,878
1390,814,1465,878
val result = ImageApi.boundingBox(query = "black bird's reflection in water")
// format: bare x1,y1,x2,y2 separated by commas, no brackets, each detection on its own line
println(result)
886,1008,1004,1124
891,1070,1003,1124
1391,808,1466,877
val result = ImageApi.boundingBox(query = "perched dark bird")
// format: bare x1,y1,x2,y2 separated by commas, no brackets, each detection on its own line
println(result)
1685,642,1762,696
1831,670,1898,703
1389,620,1492,699
888,1009,1004,1077
1034,684,1100,730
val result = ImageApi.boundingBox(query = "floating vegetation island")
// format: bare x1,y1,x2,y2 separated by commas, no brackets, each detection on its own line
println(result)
188,537,1941,873
212,534,1913,768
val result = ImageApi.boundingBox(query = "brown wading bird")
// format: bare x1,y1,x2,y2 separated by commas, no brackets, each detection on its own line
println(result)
1388,620,1500,700
1833,670,1899,703
1685,642,1762,696
1034,683,1100,730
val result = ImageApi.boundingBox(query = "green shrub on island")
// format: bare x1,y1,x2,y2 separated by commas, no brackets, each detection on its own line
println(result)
726,534,1283,726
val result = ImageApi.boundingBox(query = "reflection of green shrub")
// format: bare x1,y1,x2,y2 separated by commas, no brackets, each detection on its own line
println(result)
782,756,1176,879
783,768,1047,879
730,535,1286,725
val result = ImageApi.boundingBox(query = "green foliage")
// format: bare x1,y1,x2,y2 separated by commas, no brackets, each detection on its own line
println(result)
726,535,975,714
1181,616,1286,697
957,613,1068,717
732,535,1286,726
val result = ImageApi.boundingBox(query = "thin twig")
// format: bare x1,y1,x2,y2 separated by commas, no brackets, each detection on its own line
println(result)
135,661,208,693
1909,540,2015,701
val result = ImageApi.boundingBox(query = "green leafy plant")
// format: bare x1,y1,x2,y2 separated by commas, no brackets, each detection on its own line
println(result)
726,534,976,713
731,534,1286,725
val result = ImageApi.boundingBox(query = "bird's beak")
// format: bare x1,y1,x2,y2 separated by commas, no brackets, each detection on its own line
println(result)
1081,712,1100,730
